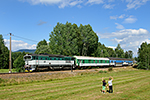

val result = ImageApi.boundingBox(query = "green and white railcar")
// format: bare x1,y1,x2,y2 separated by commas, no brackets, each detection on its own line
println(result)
74,56,110,68
24,54,75,71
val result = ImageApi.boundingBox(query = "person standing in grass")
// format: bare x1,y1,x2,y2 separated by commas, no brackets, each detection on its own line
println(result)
108,76,113,93
102,77,107,94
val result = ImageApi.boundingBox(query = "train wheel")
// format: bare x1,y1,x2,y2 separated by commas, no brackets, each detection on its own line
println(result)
35,66,39,72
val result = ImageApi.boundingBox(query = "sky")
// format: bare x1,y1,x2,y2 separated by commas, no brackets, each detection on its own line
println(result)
0,0,150,57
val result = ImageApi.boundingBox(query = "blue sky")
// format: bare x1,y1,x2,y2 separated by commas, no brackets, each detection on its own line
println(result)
0,0,150,56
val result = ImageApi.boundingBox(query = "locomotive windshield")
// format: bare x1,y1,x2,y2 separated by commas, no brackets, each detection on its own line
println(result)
23,55,31,60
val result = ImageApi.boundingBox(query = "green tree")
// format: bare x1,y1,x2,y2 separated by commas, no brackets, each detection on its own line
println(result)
0,34,9,69
107,48,116,57
36,39,47,49
128,50,133,59
13,52,26,72
138,42,150,70
49,22,80,56
35,45,52,54
94,42,116,57
125,51,129,58
79,24,98,56
115,44,124,58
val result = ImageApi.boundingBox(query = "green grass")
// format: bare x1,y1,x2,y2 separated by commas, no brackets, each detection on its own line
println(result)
0,68,150,100
0,69,16,73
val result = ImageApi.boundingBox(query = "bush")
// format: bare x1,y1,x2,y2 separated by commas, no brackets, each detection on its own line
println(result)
98,70,104,73
104,71,107,73
108,67,113,71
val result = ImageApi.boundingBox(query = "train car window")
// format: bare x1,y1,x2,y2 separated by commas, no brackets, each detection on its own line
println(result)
32,56,35,60
41,58,42,60
36,57,38,60
97,60,99,63
94,60,95,63
65,58,70,60
111,61,113,63
54,58,56,60
79,60,81,63
105,60,107,63
71,58,74,60
58,58,60,60
83,60,85,63
24,56,31,59
100,60,102,63
45,58,47,60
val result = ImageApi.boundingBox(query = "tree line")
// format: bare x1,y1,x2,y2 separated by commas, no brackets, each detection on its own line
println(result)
0,34,28,72
0,22,149,71
35,22,133,59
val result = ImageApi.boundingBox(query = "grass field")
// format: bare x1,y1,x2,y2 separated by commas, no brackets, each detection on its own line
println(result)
0,67,150,100
0,69,16,73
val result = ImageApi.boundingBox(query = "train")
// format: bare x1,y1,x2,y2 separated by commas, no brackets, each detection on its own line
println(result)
23,54,133,72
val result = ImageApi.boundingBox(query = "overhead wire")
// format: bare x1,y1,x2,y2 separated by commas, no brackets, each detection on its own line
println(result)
13,35,38,43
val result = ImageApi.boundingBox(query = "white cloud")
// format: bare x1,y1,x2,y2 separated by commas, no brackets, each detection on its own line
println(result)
108,0,115,2
19,0,62,5
110,14,125,20
38,20,47,25
115,23,125,29
108,46,116,50
126,0,149,10
19,0,84,8
118,14,125,19
123,15,137,23
98,28,150,56
86,0,104,4
110,16,118,20
103,4,115,9
4,39,36,51
19,0,149,9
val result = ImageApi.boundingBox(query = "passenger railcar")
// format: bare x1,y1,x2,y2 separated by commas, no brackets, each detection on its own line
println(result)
74,56,110,68
109,57,133,67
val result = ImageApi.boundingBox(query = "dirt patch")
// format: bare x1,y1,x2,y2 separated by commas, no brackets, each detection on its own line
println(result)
116,92,123,94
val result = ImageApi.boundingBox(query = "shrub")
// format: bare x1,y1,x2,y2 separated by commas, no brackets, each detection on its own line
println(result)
108,67,113,71
104,71,107,73
98,70,104,73
95,69,98,71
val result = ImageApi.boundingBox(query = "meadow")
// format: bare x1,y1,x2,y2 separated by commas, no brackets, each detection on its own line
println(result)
0,67,150,100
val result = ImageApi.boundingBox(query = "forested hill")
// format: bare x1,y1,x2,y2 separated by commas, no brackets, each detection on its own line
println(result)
14,49,36,53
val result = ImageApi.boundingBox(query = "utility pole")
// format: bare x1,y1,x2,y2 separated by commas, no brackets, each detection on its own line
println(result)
9,33,12,73
148,55,149,70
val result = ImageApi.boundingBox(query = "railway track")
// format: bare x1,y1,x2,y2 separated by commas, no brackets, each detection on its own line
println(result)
0,66,131,76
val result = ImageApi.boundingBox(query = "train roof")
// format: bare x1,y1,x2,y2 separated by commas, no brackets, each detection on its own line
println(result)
108,57,133,61
73,56,109,60
24,54,74,58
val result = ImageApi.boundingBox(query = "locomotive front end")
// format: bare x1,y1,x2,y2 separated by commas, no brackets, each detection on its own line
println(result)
23,54,33,72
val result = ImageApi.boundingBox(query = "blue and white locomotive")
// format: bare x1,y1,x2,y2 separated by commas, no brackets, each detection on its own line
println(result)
24,54,133,72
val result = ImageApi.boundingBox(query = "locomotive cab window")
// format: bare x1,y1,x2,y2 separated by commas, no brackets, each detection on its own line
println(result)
24,56,31,60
